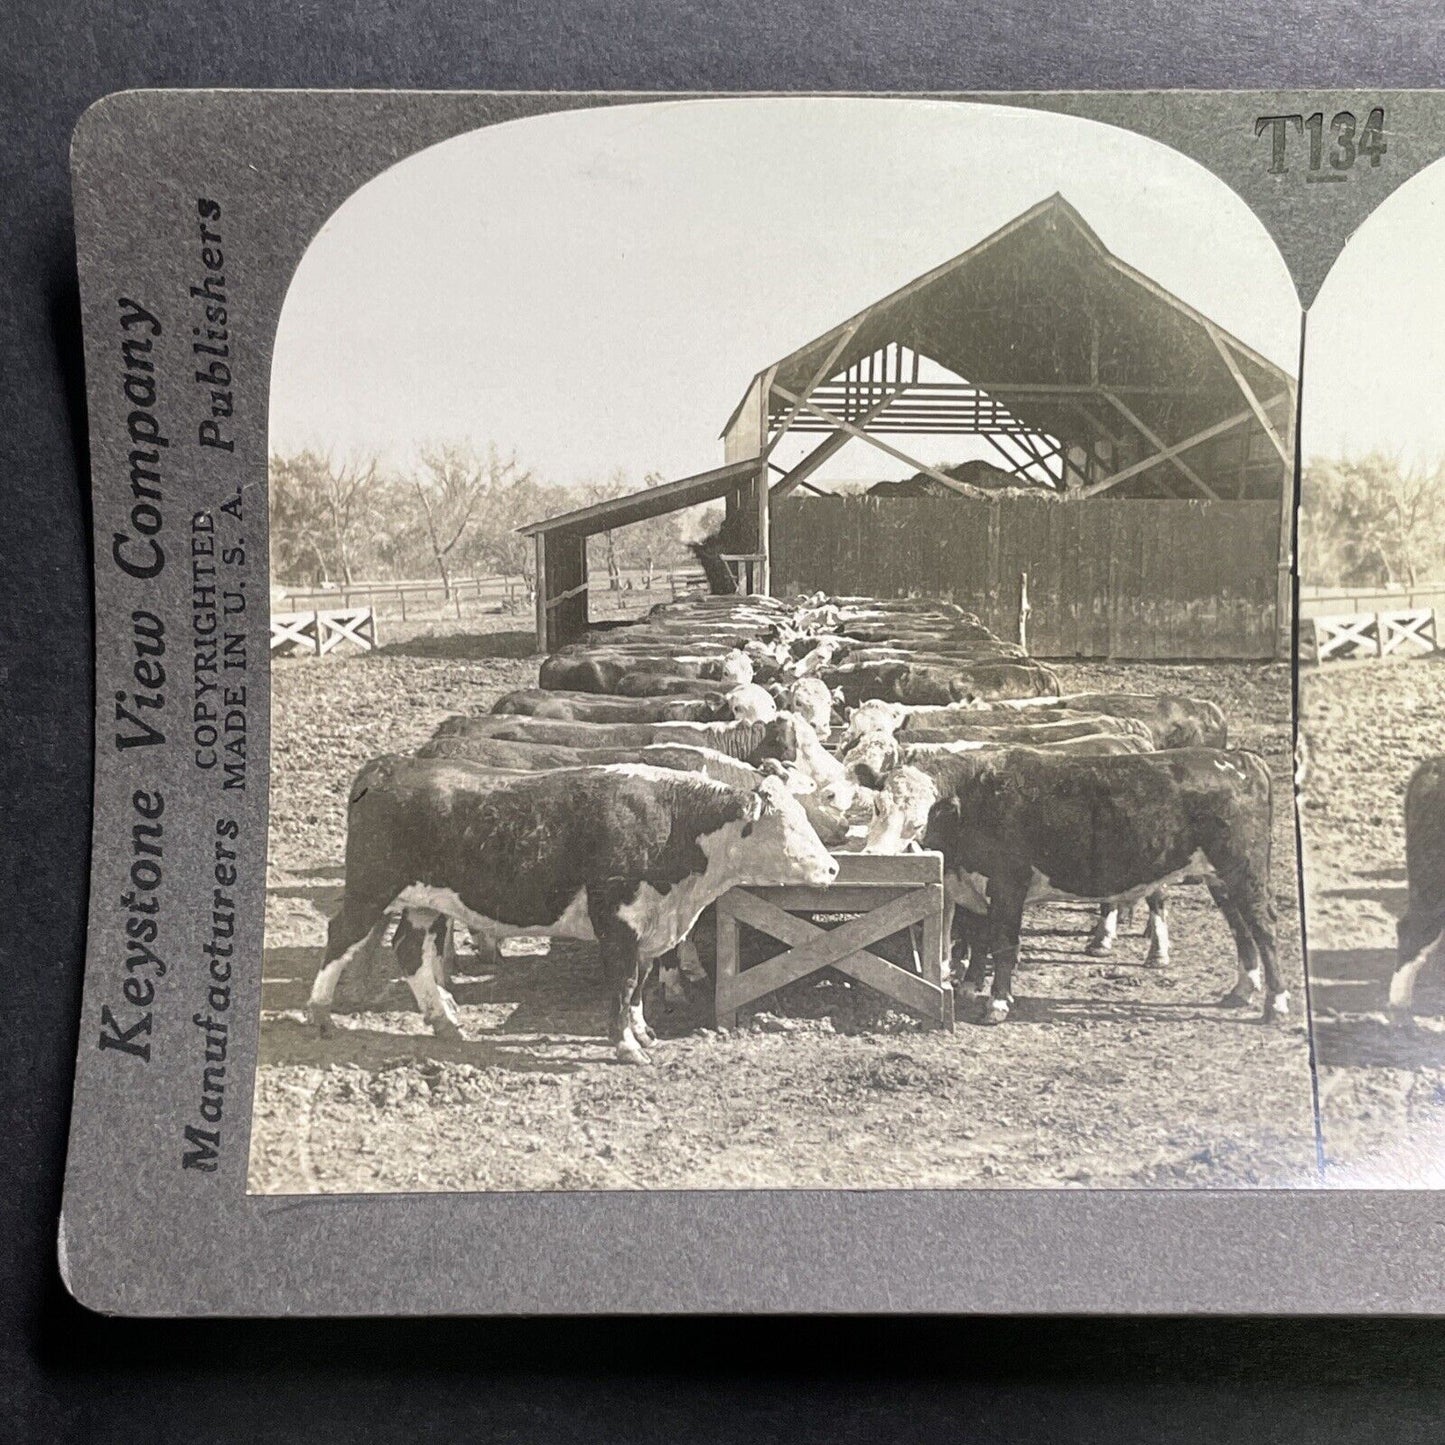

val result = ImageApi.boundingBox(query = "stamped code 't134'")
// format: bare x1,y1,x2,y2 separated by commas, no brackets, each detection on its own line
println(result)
1255,108,1387,181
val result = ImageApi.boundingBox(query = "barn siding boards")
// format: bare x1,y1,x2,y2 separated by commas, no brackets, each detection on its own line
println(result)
771,496,1279,660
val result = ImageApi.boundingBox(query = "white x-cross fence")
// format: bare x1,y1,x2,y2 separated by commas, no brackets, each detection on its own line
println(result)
1299,585,1445,664
269,607,379,656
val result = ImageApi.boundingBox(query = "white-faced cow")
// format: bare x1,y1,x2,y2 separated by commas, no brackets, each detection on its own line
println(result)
490,689,730,723
538,647,753,695
999,692,1227,750
308,761,838,1063
1390,756,1445,1016
822,659,1060,708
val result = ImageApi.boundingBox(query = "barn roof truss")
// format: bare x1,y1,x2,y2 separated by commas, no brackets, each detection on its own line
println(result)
743,194,1297,506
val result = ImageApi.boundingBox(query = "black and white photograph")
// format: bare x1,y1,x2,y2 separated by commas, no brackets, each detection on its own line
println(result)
246,96,1317,1195
1298,153,1445,1184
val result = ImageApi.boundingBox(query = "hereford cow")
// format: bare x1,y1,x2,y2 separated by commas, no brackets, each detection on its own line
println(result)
490,689,730,723
538,648,752,694
770,677,838,734
308,761,838,1063
823,660,1060,708
862,748,1281,1024
1390,756,1445,1015
1001,692,1228,750
432,713,801,764
842,723,1150,788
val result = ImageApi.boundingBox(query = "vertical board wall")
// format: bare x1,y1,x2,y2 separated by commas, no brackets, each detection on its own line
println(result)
770,496,1281,659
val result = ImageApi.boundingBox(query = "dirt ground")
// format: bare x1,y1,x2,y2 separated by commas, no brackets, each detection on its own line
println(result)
248,628,1318,1194
1299,655,1445,1185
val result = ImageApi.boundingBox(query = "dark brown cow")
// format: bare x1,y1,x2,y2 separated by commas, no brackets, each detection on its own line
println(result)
1390,756,1445,1015
864,748,1282,1024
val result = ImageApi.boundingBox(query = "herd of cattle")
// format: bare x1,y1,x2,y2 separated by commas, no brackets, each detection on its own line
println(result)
306,592,1295,1064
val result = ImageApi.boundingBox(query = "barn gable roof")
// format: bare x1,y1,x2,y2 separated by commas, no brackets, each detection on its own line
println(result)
729,193,1294,463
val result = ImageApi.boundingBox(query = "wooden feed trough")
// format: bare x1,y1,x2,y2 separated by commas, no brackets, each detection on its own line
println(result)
714,851,954,1030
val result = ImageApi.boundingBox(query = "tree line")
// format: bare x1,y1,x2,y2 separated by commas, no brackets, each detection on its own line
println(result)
1301,453,1445,589
269,445,703,595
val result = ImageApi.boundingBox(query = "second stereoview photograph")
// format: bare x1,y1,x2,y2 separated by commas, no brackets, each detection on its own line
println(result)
247,97,1320,1195
1298,151,1445,1186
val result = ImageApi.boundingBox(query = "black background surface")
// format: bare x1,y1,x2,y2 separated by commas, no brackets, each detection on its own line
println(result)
7,1,1445,1438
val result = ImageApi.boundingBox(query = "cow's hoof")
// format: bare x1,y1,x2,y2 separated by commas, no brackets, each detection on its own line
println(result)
615,1038,653,1066
431,1016,464,1041
1262,992,1290,1023
981,998,1010,1025
1217,986,1255,1009
1144,951,1170,970
1084,939,1111,957
308,1005,334,1036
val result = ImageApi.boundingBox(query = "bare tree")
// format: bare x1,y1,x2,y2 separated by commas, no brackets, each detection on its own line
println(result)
411,443,547,596
269,449,385,586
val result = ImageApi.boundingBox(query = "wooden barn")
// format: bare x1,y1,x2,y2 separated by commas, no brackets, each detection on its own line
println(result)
523,193,1296,659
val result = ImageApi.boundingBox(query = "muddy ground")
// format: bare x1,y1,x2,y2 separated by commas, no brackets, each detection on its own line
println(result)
1299,655,1445,1184
248,627,1317,1194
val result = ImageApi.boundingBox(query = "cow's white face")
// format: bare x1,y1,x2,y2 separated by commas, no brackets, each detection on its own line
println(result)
737,776,839,887
815,776,879,829
784,678,833,734
861,766,940,854
718,650,754,686
727,683,778,724
846,699,907,741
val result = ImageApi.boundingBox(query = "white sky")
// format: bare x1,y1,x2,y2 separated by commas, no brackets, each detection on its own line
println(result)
1303,157,1445,467
271,97,1299,493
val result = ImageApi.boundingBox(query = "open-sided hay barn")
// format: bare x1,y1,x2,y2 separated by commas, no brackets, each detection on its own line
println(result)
524,194,1296,659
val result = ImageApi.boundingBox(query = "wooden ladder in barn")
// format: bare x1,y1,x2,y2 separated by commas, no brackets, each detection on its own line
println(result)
714,851,954,1030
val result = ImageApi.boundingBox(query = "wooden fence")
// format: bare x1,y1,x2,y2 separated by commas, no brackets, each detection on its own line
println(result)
1299,584,1445,619
1302,608,1440,663
770,496,1281,660
277,567,706,623
270,607,379,656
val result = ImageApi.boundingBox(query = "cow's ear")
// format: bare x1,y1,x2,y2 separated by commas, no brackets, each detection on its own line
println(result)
740,789,765,834
933,795,963,830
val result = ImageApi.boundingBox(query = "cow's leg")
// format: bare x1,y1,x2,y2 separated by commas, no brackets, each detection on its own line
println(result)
956,909,991,995
939,892,957,987
983,875,1030,1025
1143,889,1170,968
1231,874,1286,1021
629,956,659,1050
1085,905,1118,956
332,919,390,1006
1390,929,1445,1015
394,908,464,1039
599,926,651,1066
436,917,457,990
1206,879,1263,1009
308,901,388,1034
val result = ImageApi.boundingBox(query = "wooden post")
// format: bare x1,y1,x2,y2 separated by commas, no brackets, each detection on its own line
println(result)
715,901,740,1031
534,533,548,655
755,459,771,595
